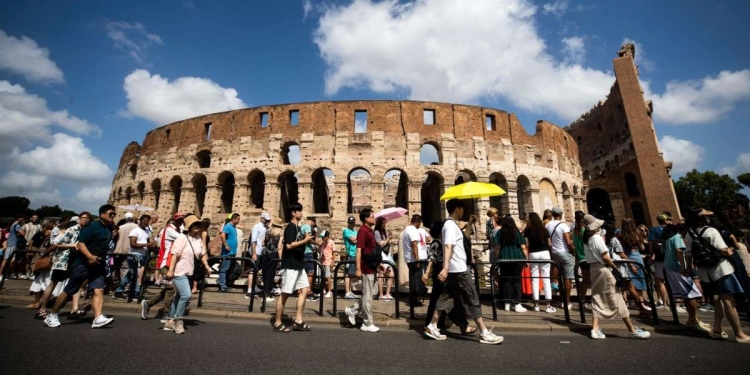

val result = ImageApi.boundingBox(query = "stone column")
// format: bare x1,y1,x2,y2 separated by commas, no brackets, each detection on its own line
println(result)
407,182,423,217
234,183,250,215
610,192,626,224
141,191,156,211
529,188,542,216
180,187,196,215
562,192,574,222
297,180,313,215
505,180,519,219
203,185,222,220
158,189,174,220
370,181,385,212
264,182,282,219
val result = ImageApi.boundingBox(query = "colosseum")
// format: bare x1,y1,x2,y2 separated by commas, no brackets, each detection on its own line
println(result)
110,43,680,242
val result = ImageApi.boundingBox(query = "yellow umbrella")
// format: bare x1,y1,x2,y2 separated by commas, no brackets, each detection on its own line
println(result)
440,181,506,200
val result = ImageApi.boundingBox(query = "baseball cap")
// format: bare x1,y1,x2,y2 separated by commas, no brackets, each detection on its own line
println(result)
70,216,80,223
347,216,356,223
124,212,134,219
172,212,185,220
691,207,714,217
551,207,563,215
260,212,271,221
319,230,330,238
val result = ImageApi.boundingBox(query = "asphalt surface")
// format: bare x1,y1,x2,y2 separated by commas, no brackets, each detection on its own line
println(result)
1,305,748,375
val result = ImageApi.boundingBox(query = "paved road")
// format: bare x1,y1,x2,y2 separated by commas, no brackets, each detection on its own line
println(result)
0,305,747,375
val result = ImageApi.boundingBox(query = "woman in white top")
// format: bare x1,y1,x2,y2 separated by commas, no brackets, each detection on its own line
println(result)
582,214,650,340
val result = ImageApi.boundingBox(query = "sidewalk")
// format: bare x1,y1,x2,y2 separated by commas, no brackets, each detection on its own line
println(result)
0,279,737,332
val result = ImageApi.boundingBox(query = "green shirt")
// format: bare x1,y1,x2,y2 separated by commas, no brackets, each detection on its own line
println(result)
573,226,586,261
494,230,526,260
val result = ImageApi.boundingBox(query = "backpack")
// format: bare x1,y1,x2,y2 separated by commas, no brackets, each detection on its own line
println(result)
689,227,724,268
363,239,382,270
227,260,242,285
463,235,473,266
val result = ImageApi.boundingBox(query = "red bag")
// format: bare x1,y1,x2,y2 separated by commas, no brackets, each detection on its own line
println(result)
521,265,544,295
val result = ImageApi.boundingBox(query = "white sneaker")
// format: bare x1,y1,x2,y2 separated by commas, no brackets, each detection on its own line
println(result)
345,307,357,326
629,327,651,339
591,328,606,339
44,313,61,328
533,305,540,312
504,303,511,311
271,287,281,295
424,324,446,340
0,275,4,283
345,292,357,300
160,318,169,324
264,296,275,303
479,327,504,344
545,306,557,314
324,292,333,298
513,304,527,313
91,315,114,328
141,300,150,320
361,324,380,332
676,306,687,313
254,286,264,294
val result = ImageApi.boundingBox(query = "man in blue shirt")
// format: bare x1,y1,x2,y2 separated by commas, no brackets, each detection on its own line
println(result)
0,215,25,283
342,216,358,299
219,213,240,292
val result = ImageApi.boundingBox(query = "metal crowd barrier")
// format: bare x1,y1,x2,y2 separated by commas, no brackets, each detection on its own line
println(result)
574,259,659,325
0,250,41,290
332,259,400,319
197,256,258,312
489,259,570,323
258,258,325,317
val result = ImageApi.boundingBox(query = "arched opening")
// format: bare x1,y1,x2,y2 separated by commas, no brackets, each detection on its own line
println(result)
197,150,211,168
420,142,442,165
125,186,133,205
614,154,621,166
347,168,372,214
248,170,266,210
631,201,646,226
312,168,333,214
489,173,509,216
594,166,601,177
454,170,477,221
624,172,640,197
586,188,614,222
129,164,137,179
538,178,558,213
561,182,572,219
117,187,122,201
192,174,207,217
281,142,301,165
516,175,532,220
137,181,145,203
170,176,182,214
384,169,408,209
583,170,591,180
152,179,162,209
278,171,299,221
421,171,444,228
218,172,235,213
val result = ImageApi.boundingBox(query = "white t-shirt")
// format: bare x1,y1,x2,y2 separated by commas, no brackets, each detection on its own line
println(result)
251,222,267,256
129,226,150,256
684,226,734,283
546,220,571,254
585,233,607,265
400,225,422,263
442,219,467,273
417,228,430,261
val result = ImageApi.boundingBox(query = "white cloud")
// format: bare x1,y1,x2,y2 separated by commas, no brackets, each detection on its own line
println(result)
622,38,655,72
658,135,705,175
303,0,313,18
0,29,65,84
105,21,163,64
720,151,750,178
647,70,750,125
9,133,112,183
123,69,247,125
313,0,615,122
73,185,112,210
0,171,49,190
542,1,569,17
562,36,585,65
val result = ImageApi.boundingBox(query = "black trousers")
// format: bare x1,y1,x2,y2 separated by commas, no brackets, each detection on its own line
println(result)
259,252,279,295
499,262,523,302
424,266,469,329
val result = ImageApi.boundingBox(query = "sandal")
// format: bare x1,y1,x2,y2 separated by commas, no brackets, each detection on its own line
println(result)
292,321,311,331
70,309,87,318
35,310,48,320
273,322,290,333
461,326,478,335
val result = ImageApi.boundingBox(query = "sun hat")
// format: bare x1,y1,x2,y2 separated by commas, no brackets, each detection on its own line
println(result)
583,214,604,231
319,230,330,238
184,215,200,229
271,217,284,228
70,216,80,222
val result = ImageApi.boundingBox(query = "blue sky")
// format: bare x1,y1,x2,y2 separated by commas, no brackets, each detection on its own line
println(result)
1,0,749,212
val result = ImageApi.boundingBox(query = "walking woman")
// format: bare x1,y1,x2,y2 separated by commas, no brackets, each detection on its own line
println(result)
374,217,395,301
523,213,555,313
583,214,650,340
621,219,653,313
494,215,528,312
164,215,211,334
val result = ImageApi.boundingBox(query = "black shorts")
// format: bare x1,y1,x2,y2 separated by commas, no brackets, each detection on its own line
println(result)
51,269,71,282
304,253,315,274
436,271,482,320
63,263,107,295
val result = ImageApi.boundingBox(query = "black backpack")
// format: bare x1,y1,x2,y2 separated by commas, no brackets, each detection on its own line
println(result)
227,261,242,285
689,227,724,268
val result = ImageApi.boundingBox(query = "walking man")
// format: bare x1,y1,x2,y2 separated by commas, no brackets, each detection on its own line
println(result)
425,199,503,344
0,215,25,282
114,212,137,299
273,202,313,332
345,208,380,332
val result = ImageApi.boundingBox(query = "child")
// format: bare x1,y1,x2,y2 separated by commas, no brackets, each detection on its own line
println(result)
318,230,335,298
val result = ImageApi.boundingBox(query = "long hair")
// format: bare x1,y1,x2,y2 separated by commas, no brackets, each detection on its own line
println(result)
526,212,549,244
542,209,553,223
620,219,641,248
602,223,617,245
374,217,387,237
500,215,519,244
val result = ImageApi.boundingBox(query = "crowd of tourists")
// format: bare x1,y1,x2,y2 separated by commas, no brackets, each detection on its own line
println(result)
1,200,749,344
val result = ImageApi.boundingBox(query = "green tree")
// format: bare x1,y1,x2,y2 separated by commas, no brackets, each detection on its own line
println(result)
0,196,32,217
738,173,750,189
674,170,749,228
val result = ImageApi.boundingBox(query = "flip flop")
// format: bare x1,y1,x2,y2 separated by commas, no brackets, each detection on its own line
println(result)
461,326,478,335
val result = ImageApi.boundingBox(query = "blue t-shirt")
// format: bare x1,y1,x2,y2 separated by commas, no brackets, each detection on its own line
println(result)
300,224,314,255
343,227,358,257
7,223,21,247
663,233,686,273
222,223,238,256
647,225,663,242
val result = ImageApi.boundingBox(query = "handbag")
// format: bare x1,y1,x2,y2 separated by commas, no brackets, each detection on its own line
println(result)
33,256,53,272
609,266,625,288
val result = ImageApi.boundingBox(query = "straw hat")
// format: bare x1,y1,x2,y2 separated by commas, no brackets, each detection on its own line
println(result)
271,217,284,228
184,215,201,229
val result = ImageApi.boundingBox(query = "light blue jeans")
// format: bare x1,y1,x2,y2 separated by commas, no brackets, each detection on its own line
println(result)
168,275,191,319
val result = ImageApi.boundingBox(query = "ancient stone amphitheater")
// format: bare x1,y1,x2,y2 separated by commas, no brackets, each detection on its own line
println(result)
111,100,584,240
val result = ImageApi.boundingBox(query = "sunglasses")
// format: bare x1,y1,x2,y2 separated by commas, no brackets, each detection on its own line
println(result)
106,212,116,217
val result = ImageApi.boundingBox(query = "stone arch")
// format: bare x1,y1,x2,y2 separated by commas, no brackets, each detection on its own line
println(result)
197,150,211,168
583,170,591,180
594,166,601,177
454,169,477,221
538,178,558,213
614,154,621,167
587,188,614,222
192,174,208,217
384,168,409,210
421,171,444,228
218,171,236,213
311,167,333,214
129,164,137,180
137,181,145,203
124,186,133,205
281,142,301,165
625,172,640,197
631,201,646,225
347,168,372,214
117,187,123,200
278,171,299,221
170,176,182,214
420,142,442,165
561,181,573,219
605,160,611,171
516,175,532,220
248,169,266,210
152,179,162,209
489,172,510,216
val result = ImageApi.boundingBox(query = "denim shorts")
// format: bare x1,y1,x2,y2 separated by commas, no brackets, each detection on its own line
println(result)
63,263,107,295
551,251,575,280
304,253,315,274
708,274,745,296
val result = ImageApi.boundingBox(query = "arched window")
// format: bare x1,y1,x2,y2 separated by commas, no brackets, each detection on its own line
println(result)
282,142,301,165
218,172,236,213
421,171,444,228
347,168,372,214
197,150,211,168
137,181,145,203
125,187,133,205
384,169,408,210
312,168,333,214
248,170,266,209
455,170,477,221
587,188,614,222
152,179,162,209
631,201,646,225
192,174,207,217
170,176,182,214
625,173,640,197
129,164,137,179
420,143,442,165
489,173,509,216
278,172,299,221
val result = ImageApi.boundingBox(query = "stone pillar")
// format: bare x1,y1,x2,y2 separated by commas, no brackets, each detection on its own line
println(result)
203,185,222,220
234,183,250,215
264,182,282,220
610,192,626,224
297,180,313,215
529,188,542,216
505,180,519,219
562,192,574,222
141,191,156,211
407,182,422,217
180,187,196,215
441,183,453,221
158,189,174,220
370,181,385,212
